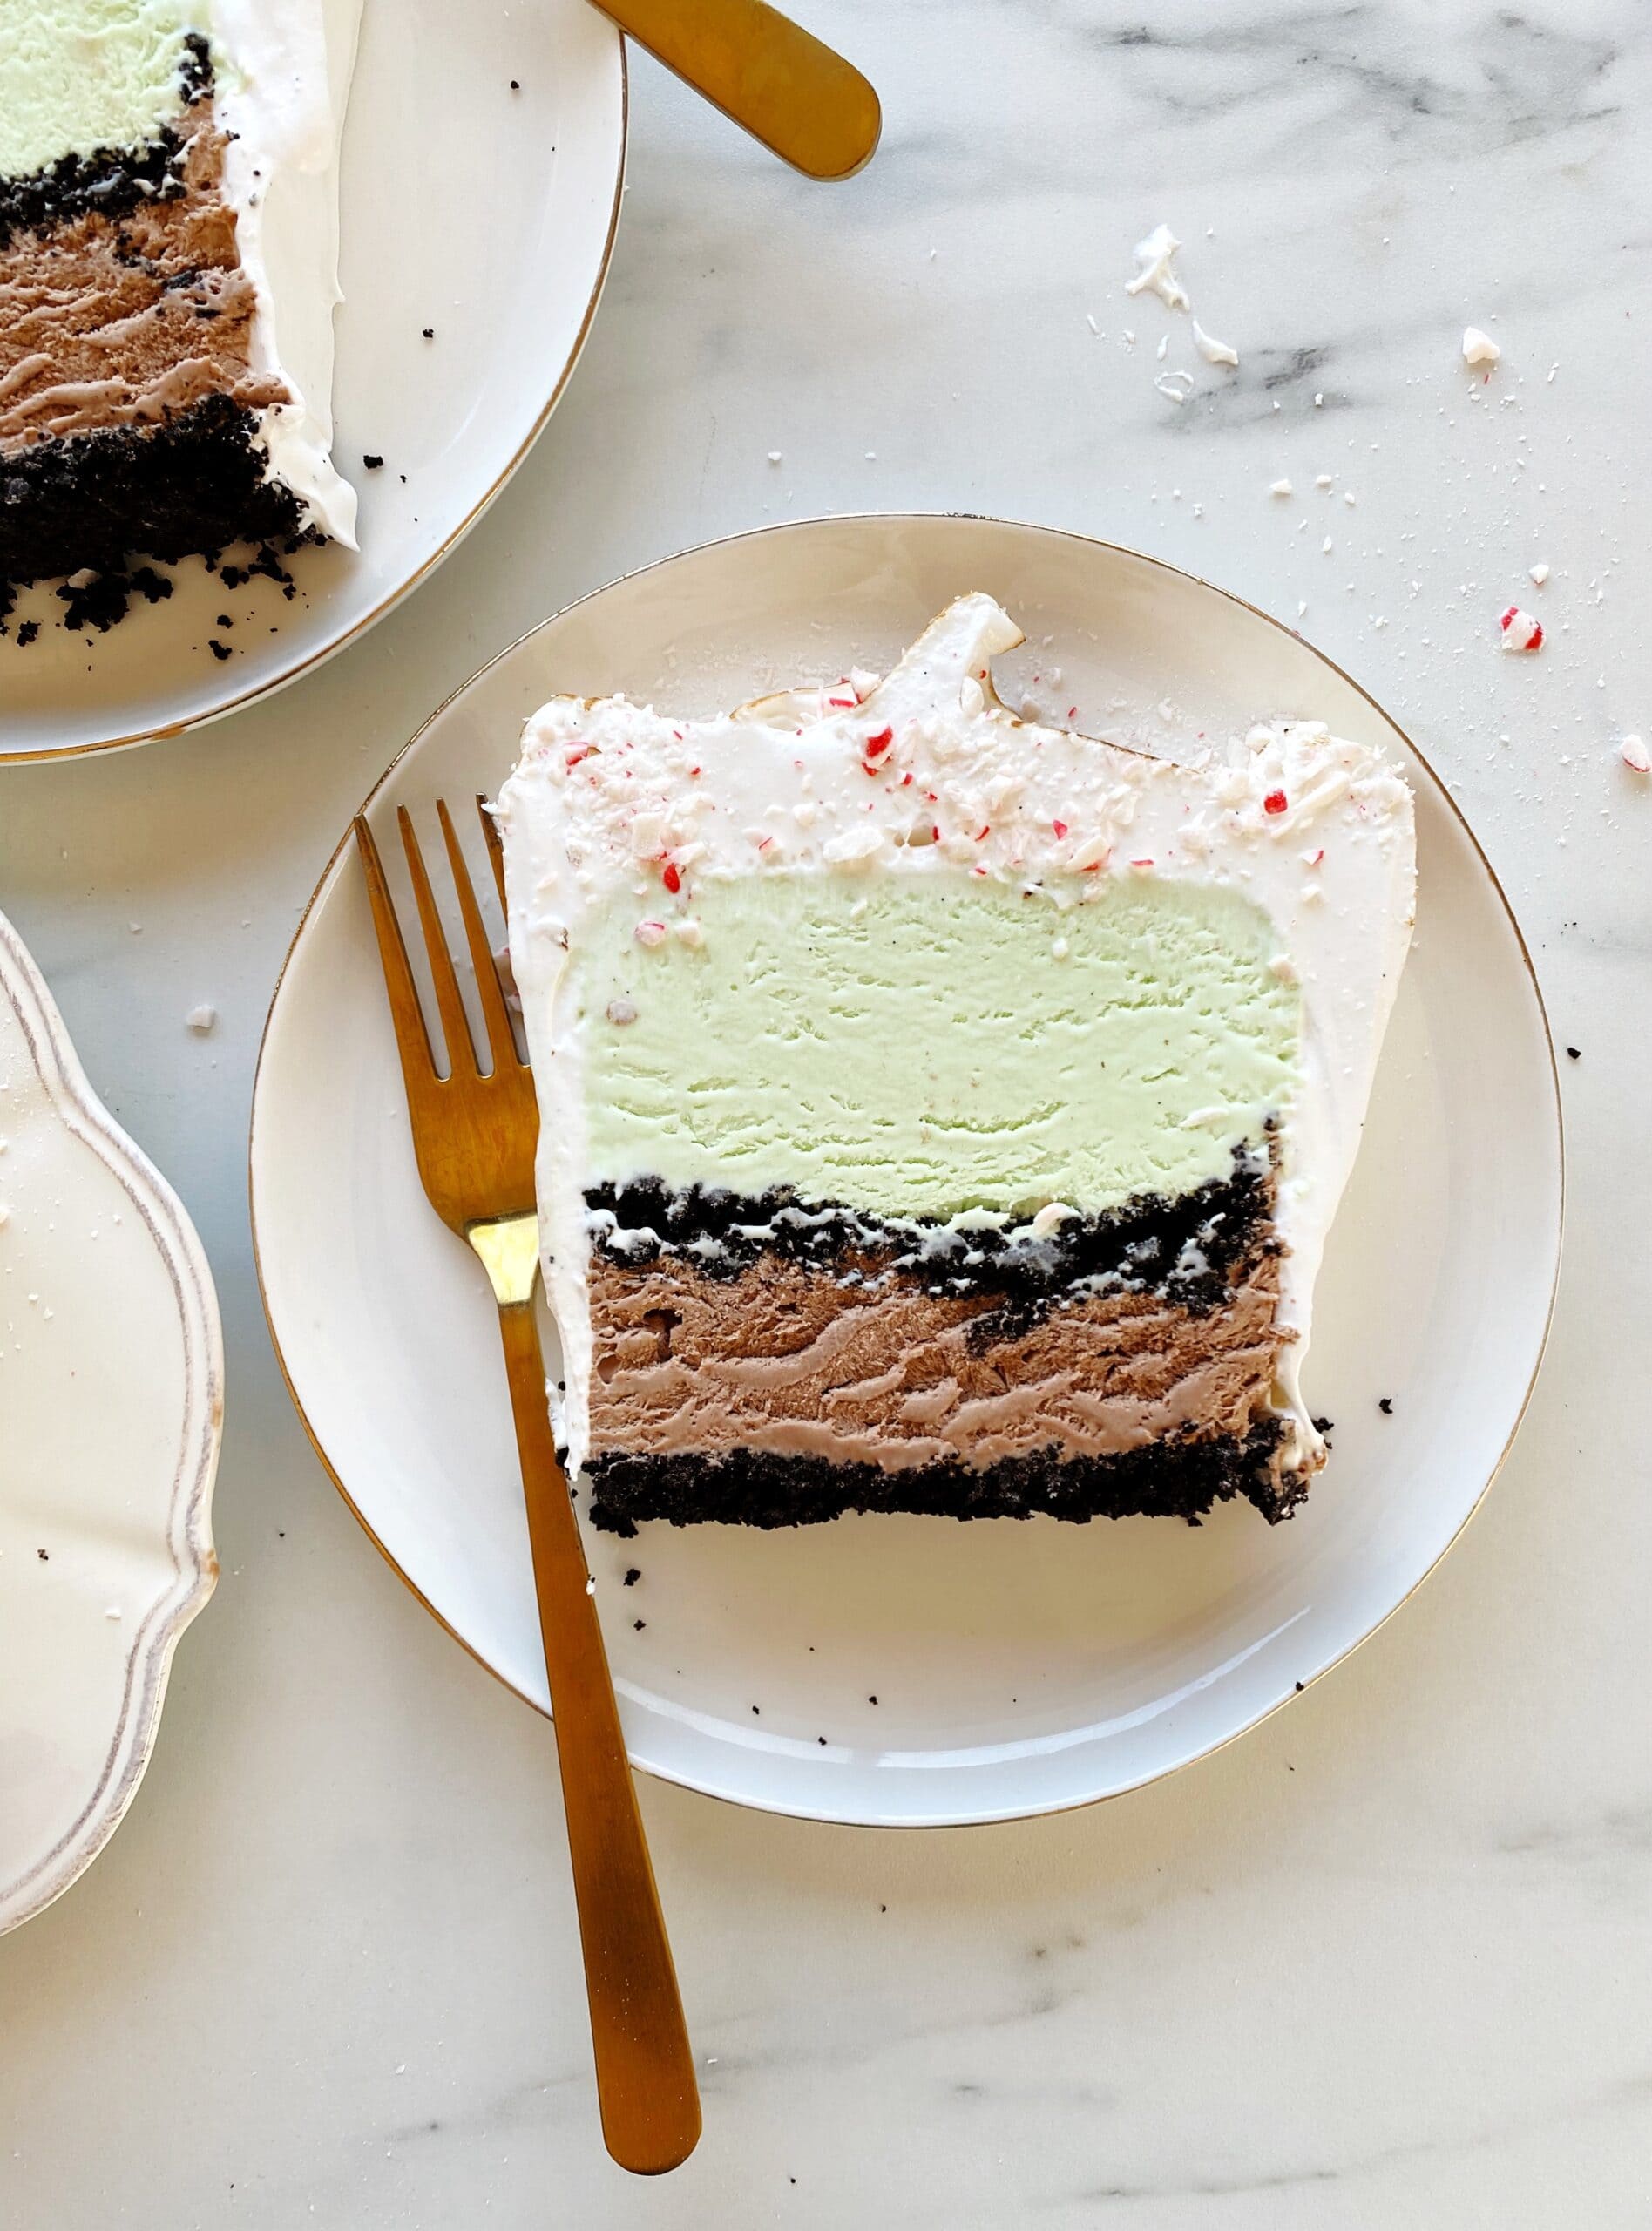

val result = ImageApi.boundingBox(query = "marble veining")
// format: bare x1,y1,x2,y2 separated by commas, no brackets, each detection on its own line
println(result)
1,1,1649,2223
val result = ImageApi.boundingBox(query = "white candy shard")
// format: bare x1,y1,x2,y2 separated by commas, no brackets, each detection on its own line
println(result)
1126,223,1189,311
1462,327,1501,368
1192,319,1239,369
1620,733,1650,774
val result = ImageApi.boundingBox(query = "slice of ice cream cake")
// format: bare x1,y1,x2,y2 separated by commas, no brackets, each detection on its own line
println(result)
0,0,361,619
495,593,1415,1535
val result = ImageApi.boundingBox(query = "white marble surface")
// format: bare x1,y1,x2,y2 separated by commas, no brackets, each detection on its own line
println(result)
2,1,1649,2220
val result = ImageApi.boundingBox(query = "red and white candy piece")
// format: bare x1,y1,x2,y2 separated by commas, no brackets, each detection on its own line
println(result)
1500,605,1543,652
1620,733,1650,775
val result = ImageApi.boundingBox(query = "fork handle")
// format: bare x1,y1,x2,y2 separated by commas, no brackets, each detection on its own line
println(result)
496,1299,701,2175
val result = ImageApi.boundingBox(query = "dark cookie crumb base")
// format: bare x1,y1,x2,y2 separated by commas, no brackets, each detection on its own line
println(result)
584,1421,1304,1537
588,1147,1274,1321
1,393,309,602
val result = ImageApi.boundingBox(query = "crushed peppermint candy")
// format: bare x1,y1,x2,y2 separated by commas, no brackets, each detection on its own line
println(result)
1192,318,1239,369
1620,733,1651,774
633,919,667,947
1499,605,1543,652
1263,789,1289,816
1052,818,1069,837
660,859,683,892
1461,326,1500,368
1529,562,1550,586
1125,223,1189,311
1269,478,1293,498
606,999,638,1026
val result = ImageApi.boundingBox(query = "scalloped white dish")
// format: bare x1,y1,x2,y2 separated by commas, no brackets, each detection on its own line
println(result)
251,514,1561,1828
0,911,220,1932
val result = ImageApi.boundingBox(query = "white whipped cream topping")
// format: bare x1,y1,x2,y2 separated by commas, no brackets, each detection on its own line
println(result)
498,595,1416,1479
213,0,361,545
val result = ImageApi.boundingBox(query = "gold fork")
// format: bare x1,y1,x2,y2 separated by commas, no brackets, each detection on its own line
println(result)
354,798,700,2177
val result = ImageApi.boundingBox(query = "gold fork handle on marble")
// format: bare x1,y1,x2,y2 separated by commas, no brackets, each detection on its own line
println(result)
476,1216,701,2176
593,0,880,179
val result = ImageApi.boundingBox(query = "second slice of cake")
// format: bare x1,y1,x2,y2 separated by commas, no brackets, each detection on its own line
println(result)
0,0,360,619
497,594,1415,1535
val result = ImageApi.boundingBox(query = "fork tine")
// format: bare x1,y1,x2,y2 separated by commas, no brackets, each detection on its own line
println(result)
397,805,477,1078
477,794,507,912
437,798,519,1075
354,816,439,1084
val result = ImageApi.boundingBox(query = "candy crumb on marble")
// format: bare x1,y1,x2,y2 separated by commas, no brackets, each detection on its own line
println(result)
1462,327,1501,368
1269,478,1293,498
1500,605,1543,652
1192,319,1239,369
1125,223,1189,311
186,1005,217,1034
1529,562,1550,586
1619,734,1650,774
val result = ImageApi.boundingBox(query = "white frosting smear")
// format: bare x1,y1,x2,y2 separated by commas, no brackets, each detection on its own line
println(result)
497,596,1417,1480
213,0,362,545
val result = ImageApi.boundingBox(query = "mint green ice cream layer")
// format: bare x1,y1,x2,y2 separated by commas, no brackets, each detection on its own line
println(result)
576,873,1299,1219
0,0,201,180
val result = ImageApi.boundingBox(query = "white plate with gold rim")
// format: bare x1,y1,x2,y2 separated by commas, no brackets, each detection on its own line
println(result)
250,514,1561,1829
0,0,625,762
0,909,220,1931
